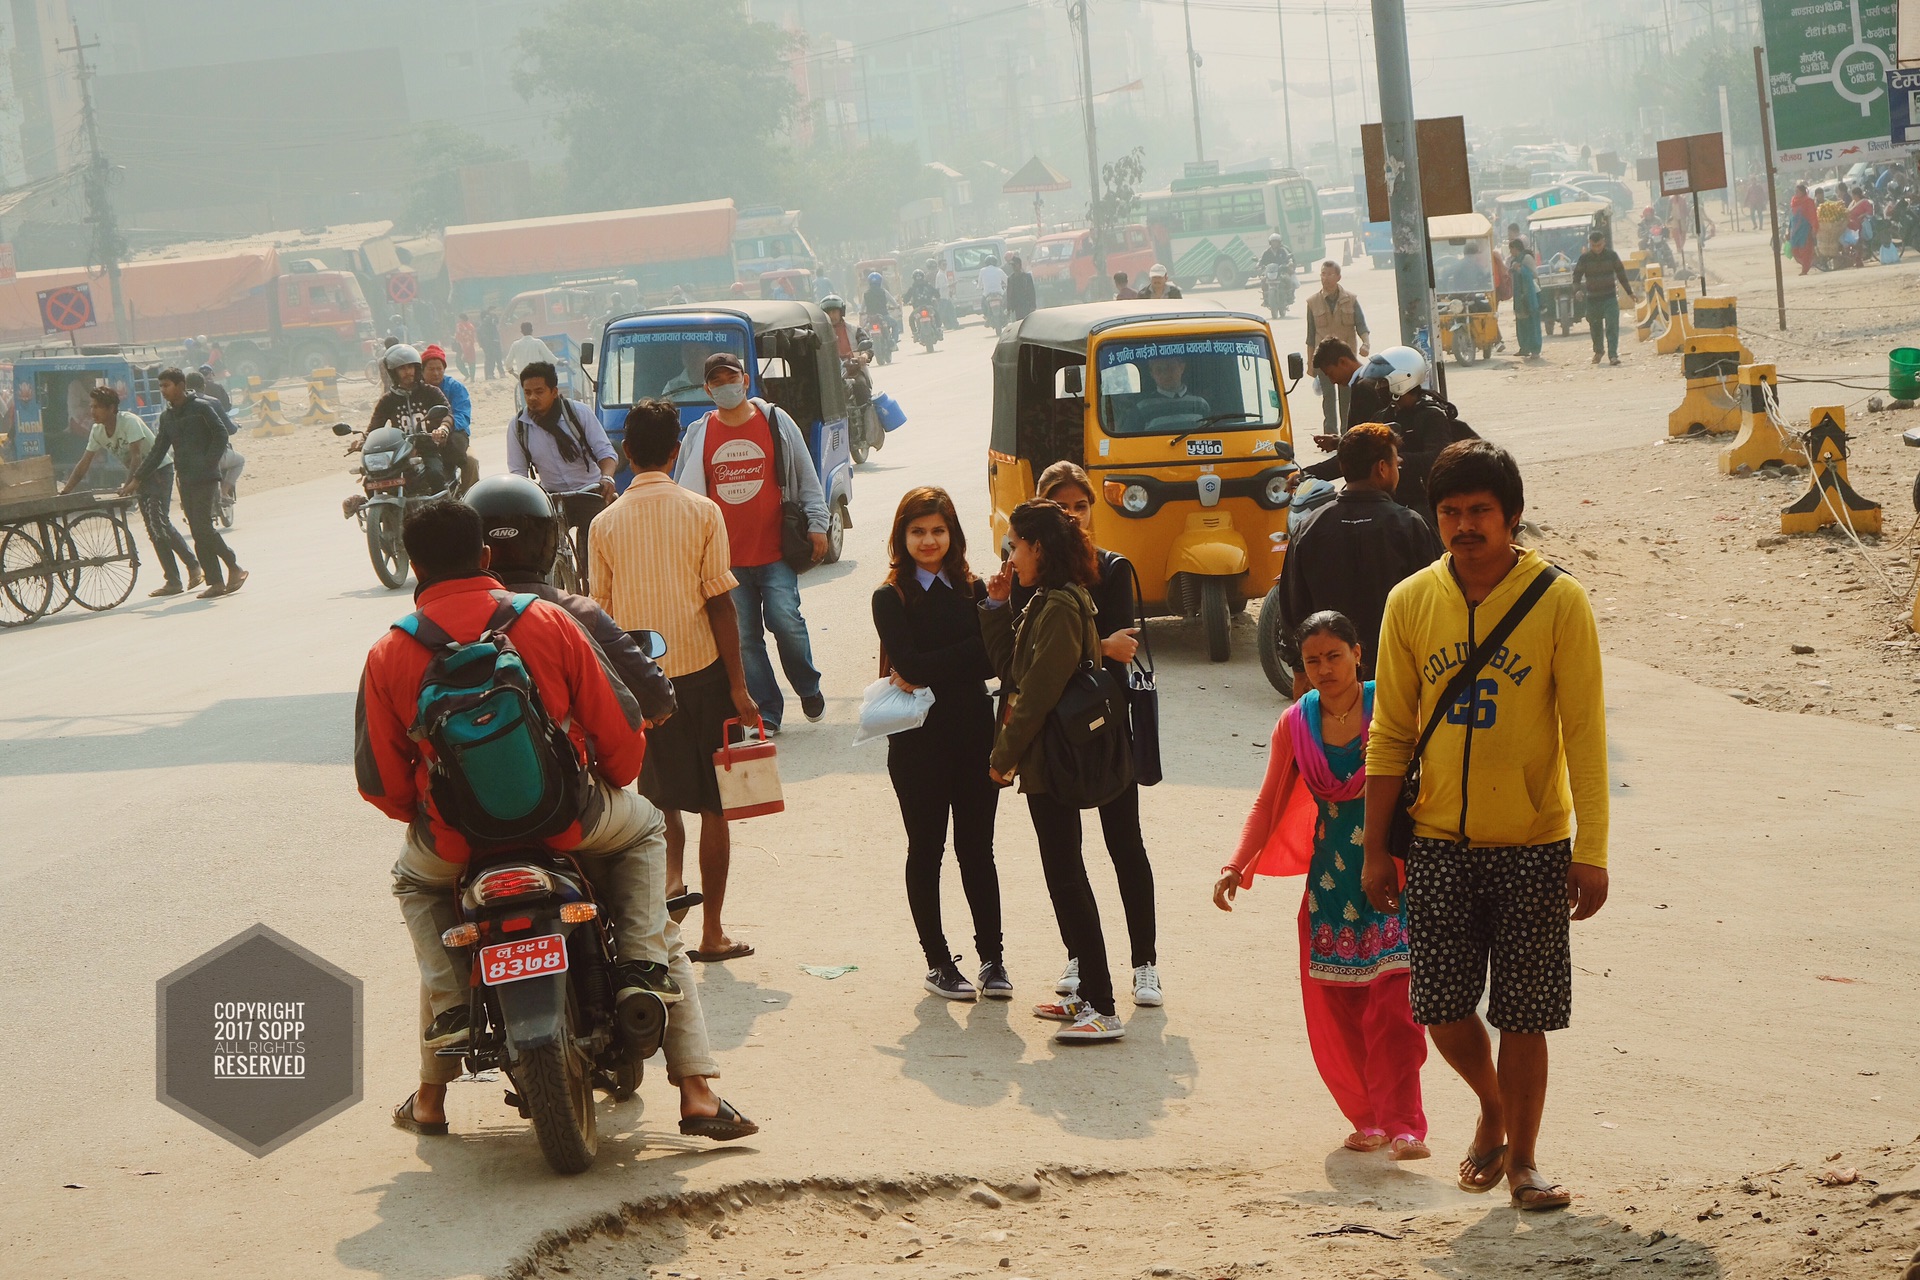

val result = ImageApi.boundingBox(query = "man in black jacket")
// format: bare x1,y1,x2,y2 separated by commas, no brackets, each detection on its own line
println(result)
128,367,245,598
1277,421,1442,693
1388,385,1479,528
1005,253,1037,321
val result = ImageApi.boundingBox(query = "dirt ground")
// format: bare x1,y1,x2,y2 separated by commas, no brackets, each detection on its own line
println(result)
514,1141,1920,1279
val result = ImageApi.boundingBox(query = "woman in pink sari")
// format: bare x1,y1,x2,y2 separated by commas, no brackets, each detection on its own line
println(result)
1215,611,1428,1158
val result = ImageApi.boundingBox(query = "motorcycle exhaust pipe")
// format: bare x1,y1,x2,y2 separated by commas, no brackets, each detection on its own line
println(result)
616,989,667,1057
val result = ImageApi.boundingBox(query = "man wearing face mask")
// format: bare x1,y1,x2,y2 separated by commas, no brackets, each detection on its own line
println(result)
674,353,829,736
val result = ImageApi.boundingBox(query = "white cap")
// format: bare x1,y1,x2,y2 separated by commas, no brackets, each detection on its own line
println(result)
1149,263,1168,277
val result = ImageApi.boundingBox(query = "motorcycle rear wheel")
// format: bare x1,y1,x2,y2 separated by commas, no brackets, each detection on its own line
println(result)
515,998,599,1174
850,407,871,464
1255,582,1295,695
367,505,409,589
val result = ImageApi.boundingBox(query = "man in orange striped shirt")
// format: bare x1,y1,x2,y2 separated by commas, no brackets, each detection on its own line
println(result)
592,400,759,967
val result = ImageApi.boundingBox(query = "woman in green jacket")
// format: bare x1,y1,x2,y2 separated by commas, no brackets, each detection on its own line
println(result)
981,500,1124,1043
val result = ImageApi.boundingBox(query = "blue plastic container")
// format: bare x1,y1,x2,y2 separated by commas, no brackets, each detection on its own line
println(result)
874,392,908,432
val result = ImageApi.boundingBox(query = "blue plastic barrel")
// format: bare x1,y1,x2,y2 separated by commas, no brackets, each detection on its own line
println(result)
874,392,908,432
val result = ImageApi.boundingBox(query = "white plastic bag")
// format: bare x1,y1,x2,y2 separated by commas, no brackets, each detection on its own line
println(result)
852,677,936,746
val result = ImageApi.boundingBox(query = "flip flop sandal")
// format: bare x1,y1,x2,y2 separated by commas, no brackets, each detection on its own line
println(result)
1510,1174,1572,1212
678,1098,759,1141
392,1091,448,1137
667,890,704,924
1344,1130,1389,1152
1457,1143,1507,1192
688,941,754,963
1389,1137,1431,1161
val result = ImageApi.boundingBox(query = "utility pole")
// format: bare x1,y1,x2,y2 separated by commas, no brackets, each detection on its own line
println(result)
1183,0,1205,161
1274,1,1295,167
1322,0,1341,184
1370,0,1432,350
1071,0,1107,279
58,20,132,343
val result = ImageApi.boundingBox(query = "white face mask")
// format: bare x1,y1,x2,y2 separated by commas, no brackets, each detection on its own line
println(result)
709,382,748,410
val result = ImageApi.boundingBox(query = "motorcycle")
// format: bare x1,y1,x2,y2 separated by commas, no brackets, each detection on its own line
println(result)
865,314,896,366
437,633,674,1175
1638,220,1678,273
982,292,1008,335
333,407,456,589
911,306,941,354
843,355,885,465
1261,262,1296,318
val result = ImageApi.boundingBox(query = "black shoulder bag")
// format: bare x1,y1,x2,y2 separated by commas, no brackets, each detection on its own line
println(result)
750,397,817,574
1039,586,1134,809
1124,562,1162,787
1389,565,1562,857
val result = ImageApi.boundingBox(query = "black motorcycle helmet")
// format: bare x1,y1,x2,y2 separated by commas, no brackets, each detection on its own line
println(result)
465,474,560,576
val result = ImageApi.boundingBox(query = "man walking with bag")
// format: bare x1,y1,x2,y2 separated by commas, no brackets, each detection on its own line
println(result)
1360,440,1609,1213
675,353,828,736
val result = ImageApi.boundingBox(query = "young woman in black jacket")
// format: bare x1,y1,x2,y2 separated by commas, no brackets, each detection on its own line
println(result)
871,486,1008,1002
1014,461,1162,1009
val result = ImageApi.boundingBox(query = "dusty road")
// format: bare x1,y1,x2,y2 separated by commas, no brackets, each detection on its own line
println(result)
4,255,1919,1279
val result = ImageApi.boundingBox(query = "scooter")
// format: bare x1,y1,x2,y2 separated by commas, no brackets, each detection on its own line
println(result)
1261,262,1296,318
982,292,1008,335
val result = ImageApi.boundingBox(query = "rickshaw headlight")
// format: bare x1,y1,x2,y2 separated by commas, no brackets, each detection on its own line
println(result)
1120,484,1150,514
1264,475,1291,508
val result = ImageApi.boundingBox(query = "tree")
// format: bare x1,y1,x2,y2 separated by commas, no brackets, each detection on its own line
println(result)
515,0,797,211
1091,146,1147,229
401,122,517,232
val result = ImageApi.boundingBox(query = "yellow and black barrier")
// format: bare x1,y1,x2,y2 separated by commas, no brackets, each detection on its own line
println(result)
1781,408,1880,535
1719,364,1807,474
301,367,341,423
249,389,294,437
1635,265,1664,325
1653,285,1692,355
232,375,263,413
1687,297,1751,362
1667,336,1746,437
1634,270,1669,343
1622,251,1648,300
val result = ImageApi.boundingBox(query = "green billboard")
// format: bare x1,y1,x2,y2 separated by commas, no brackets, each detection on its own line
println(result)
1761,0,1911,165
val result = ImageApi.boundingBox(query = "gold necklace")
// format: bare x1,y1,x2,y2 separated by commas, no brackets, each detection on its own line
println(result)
1323,690,1363,723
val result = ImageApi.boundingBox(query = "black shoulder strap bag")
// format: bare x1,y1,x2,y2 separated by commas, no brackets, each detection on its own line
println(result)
1039,586,1134,809
750,397,816,574
1389,564,1562,857
1124,562,1162,788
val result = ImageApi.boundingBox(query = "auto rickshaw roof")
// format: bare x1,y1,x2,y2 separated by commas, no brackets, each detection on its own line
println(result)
1428,212,1492,240
1528,199,1611,226
1002,300,1254,355
618,300,828,333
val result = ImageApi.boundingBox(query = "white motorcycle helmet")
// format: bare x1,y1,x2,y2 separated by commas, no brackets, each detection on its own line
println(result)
1356,345,1427,398
382,343,423,372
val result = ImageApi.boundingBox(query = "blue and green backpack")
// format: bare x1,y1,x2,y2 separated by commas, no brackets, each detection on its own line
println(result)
395,592,587,847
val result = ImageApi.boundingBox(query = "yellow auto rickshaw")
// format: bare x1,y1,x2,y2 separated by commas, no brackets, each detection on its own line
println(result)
988,301,1303,663
1431,212,1501,364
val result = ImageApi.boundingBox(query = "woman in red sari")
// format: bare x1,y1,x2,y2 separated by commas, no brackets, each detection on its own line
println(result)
1789,182,1818,275
1215,611,1429,1161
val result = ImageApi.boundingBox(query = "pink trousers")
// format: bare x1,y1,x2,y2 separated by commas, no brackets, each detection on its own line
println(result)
1298,902,1427,1140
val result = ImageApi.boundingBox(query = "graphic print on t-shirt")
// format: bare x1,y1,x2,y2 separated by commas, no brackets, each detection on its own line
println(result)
709,435,769,506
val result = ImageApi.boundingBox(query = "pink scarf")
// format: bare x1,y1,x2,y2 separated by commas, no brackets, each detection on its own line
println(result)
1284,685,1372,802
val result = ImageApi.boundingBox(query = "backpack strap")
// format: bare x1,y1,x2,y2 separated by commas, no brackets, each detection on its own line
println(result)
749,397,789,490
393,591,535,650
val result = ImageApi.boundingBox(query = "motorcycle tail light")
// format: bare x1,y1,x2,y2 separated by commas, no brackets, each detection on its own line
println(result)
441,924,479,947
559,902,598,923
501,916,533,933
473,867,552,903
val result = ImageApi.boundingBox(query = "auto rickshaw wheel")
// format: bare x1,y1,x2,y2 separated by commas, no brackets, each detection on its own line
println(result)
1201,578,1232,663
1256,583,1295,695
823,499,848,564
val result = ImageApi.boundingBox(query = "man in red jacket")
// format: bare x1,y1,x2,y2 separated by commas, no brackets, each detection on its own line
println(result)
355,499,683,1135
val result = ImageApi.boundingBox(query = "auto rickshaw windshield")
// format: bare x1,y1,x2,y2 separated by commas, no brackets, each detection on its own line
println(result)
1433,239,1495,294
600,325,749,407
1094,334,1284,437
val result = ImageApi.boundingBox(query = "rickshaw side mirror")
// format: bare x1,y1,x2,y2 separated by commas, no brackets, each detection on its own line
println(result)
1287,352,1305,382
579,340,594,368
1059,365,1084,398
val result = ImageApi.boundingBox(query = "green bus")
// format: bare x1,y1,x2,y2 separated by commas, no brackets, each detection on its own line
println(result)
1138,170,1325,290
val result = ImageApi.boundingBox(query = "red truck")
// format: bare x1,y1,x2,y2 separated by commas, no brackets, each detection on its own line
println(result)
0,248,375,381
1029,223,1168,304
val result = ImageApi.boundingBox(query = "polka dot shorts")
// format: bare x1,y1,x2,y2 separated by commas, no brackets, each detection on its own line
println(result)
1402,837,1573,1034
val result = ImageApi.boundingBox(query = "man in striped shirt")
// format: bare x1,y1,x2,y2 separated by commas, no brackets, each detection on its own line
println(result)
591,399,760,967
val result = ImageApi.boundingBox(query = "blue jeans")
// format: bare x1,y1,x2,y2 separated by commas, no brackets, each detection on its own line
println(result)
731,560,821,729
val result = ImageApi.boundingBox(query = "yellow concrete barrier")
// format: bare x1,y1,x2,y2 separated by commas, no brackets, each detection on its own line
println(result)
1719,364,1808,474
249,388,294,437
1667,336,1746,437
1781,408,1880,535
1653,285,1692,355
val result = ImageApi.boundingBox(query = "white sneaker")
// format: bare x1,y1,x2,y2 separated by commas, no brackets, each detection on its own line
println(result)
1055,958,1080,996
1132,963,1163,1007
1054,1008,1125,1043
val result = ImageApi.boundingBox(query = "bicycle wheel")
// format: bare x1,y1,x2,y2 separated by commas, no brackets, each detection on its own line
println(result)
0,526,55,626
57,512,138,611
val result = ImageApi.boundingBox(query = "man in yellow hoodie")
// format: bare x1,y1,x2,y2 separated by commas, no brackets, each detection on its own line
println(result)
1360,440,1608,1213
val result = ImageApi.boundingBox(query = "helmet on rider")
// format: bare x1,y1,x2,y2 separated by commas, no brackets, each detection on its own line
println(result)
820,294,846,315
1355,345,1428,399
911,269,926,282
1269,233,1284,246
465,475,561,577
382,343,423,373
1642,206,1656,218
868,271,883,285
198,363,215,376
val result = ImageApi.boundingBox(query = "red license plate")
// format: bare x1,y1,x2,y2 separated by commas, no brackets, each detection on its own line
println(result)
479,933,568,985
366,476,404,490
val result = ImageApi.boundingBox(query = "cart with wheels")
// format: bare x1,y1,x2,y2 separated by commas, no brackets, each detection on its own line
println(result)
0,492,141,627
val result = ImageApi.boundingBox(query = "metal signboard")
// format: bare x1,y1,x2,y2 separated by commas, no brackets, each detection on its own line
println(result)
1762,0,1911,164
1890,66,1920,144
1359,116,1472,222
1657,132,1729,195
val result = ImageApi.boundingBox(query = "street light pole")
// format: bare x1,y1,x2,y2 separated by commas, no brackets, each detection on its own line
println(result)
1183,0,1205,161
1072,0,1108,279
1323,0,1341,184
1370,0,1432,350
57,20,133,343
1275,0,1295,167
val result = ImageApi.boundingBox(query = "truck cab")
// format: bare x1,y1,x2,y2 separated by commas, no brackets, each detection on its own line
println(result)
272,259,376,376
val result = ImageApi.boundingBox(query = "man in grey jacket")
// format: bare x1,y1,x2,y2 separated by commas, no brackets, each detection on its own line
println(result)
674,352,828,734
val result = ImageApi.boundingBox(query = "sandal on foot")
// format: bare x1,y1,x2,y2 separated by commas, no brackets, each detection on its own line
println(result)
392,1091,448,1136
666,889,703,924
1509,1169,1572,1211
678,1098,759,1141
1389,1136,1431,1161
688,940,753,963
1344,1130,1389,1152
1458,1143,1506,1192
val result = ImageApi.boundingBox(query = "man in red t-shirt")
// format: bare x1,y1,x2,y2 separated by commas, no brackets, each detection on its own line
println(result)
675,352,830,736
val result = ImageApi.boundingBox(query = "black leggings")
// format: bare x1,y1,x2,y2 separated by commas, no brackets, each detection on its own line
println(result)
889,729,1002,967
1025,791,1115,1016
1057,782,1156,968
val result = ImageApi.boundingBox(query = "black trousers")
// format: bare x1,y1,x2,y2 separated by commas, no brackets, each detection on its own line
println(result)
443,430,475,495
178,478,239,587
558,491,606,589
1057,782,1156,968
136,470,198,586
1026,790,1115,1016
889,717,1002,967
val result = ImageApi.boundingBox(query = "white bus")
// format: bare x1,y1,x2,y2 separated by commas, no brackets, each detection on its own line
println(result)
1138,170,1326,290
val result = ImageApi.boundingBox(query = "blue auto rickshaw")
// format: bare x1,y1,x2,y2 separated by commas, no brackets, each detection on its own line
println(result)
582,300,855,561
4,350,165,480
